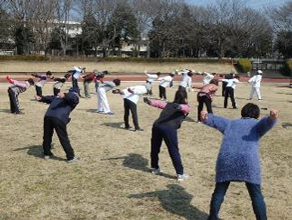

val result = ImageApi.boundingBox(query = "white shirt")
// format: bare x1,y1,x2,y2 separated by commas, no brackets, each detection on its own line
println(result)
248,75,262,88
180,75,192,89
203,73,214,85
72,66,83,79
123,85,147,104
159,76,173,88
146,74,159,83
222,78,239,89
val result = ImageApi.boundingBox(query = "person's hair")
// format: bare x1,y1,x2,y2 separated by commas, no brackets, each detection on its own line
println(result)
187,71,193,77
113,78,121,86
234,75,240,79
209,79,219,86
27,78,35,85
169,73,175,77
103,70,109,75
241,103,260,119
173,89,188,104
46,71,52,76
156,72,161,76
212,72,217,75
64,73,71,78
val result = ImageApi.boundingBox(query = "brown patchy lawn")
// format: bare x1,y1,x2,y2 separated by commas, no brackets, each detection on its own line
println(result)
0,80,291,220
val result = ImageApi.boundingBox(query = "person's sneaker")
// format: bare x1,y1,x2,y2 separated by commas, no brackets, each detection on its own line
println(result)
151,168,162,175
44,154,54,160
124,126,132,130
106,112,115,116
177,173,189,181
96,110,104,114
15,111,25,115
67,157,80,163
258,99,262,101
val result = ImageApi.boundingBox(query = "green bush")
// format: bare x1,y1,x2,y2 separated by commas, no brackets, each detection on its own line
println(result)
279,60,292,77
0,55,49,61
237,58,252,73
103,57,232,64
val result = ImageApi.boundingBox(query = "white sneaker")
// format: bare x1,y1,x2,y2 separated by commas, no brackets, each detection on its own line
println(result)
177,173,189,181
67,157,80,163
151,168,162,175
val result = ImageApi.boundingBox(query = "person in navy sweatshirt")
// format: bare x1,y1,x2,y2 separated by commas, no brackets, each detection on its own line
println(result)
143,89,190,181
36,87,80,163
201,103,278,220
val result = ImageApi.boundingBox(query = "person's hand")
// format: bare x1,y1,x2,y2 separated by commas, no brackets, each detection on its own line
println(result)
143,97,151,105
270,109,279,121
112,89,121,94
6,76,13,83
127,88,134,94
57,92,65,98
35,95,42,101
200,110,208,121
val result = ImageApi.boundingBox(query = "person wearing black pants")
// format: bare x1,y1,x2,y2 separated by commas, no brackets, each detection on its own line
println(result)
159,86,166,100
36,87,80,162
124,98,139,130
194,79,218,122
144,90,190,181
224,87,237,109
197,93,213,121
43,116,74,159
115,84,150,131
6,76,35,114
222,75,239,109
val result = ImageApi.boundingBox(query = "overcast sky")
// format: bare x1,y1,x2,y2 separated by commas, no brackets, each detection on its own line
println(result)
187,0,289,9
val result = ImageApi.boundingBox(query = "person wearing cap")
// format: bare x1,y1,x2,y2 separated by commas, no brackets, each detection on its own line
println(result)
158,73,175,100
35,87,80,163
96,79,121,115
114,84,150,131
248,70,263,101
68,66,85,97
6,76,35,114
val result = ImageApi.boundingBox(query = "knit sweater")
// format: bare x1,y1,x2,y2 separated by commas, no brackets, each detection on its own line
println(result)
203,114,277,184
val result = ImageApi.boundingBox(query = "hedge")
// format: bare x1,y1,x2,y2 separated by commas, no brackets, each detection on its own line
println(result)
0,55,49,61
280,60,292,77
0,55,233,63
237,58,252,73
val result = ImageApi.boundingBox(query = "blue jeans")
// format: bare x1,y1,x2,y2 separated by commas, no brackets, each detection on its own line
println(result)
208,182,267,220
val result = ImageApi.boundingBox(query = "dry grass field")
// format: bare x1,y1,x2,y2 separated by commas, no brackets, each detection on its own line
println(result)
0,80,292,220
0,60,234,74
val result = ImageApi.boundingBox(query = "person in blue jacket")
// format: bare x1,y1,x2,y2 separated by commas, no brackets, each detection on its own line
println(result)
36,87,80,163
201,103,278,220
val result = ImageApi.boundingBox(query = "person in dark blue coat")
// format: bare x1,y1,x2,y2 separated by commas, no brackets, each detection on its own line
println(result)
36,87,80,162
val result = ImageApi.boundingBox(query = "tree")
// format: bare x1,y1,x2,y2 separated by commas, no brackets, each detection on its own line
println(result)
15,25,34,55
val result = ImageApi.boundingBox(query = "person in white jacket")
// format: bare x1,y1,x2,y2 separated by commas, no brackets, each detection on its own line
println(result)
159,73,175,100
248,70,263,101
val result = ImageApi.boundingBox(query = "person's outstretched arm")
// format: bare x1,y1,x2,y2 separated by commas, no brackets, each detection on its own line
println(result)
201,110,230,133
255,109,278,137
36,95,55,104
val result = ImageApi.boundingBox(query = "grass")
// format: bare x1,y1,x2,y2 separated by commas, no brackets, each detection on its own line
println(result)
0,80,292,220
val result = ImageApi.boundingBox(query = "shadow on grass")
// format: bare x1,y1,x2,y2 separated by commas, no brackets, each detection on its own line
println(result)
102,153,176,180
101,122,124,129
184,116,196,123
0,109,11,113
282,122,292,128
13,145,66,161
129,184,209,220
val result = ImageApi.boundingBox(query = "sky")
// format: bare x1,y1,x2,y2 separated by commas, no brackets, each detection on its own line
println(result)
187,0,290,9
